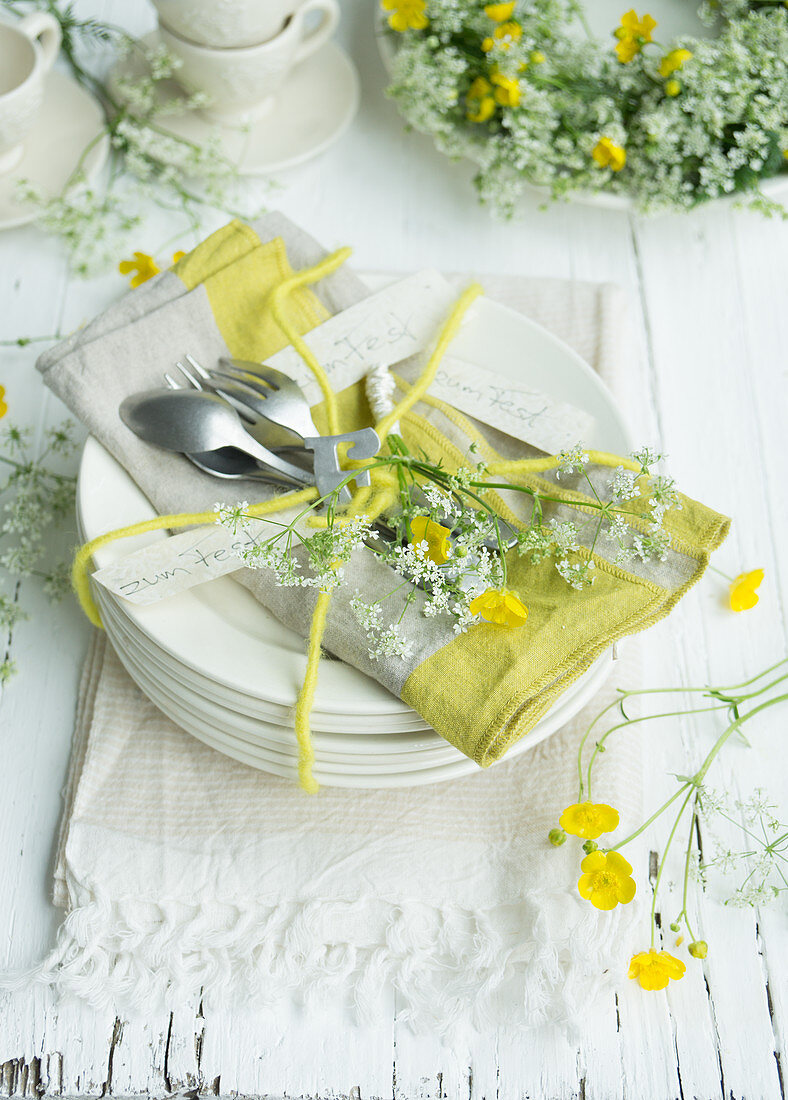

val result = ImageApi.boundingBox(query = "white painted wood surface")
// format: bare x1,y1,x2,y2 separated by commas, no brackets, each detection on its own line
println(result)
1,1,788,1096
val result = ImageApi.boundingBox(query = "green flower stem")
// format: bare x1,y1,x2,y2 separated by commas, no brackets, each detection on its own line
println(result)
583,703,731,799
576,659,788,798
650,787,695,949
610,691,788,855
0,334,62,347
676,803,701,944
0,454,76,484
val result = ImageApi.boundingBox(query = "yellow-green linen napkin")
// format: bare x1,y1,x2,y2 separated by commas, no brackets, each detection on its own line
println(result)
38,216,729,767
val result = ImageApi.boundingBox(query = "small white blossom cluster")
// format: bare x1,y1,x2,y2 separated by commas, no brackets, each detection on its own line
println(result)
385,1,788,217
698,786,787,908
517,443,680,582
0,421,78,682
556,444,590,480
350,596,415,661
214,436,682,660
215,505,374,591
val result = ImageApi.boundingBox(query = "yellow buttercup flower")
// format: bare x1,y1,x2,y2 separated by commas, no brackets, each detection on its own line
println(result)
665,79,681,97
466,76,496,122
559,802,620,840
470,587,528,627
729,569,764,611
614,9,656,62
118,252,160,288
381,0,428,32
410,515,452,564
577,850,636,910
628,948,686,990
484,1,515,21
592,137,627,171
0,384,8,419
491,67,521,107
482,20,522,52
658,48,693,77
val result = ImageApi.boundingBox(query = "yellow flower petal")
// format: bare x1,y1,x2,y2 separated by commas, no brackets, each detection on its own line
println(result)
491,67,521,107
592,137,627,171
0,384,7,420
470,587,528,627
467,95,496,122
410,515,452,564
559,802,620,839
658,48,693,77
484,1,515,21
172,250,186,264
577,849,636,911
382,0,428,31
118,251,160,288
729,569,764,611
483,20,522,52
629,949,686,991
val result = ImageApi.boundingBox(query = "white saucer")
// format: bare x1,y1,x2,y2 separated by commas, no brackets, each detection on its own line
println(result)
0,69,109,231
110,32,359,176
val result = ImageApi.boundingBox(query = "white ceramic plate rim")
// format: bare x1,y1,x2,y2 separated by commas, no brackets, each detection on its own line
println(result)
104,601,617,787
96,585,460,759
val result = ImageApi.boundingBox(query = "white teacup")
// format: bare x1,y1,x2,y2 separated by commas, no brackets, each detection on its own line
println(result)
158,0,340,122
152,0,300,48
0,13,61,174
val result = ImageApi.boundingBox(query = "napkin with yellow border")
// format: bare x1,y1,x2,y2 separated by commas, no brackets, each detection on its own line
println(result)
39,215,728,772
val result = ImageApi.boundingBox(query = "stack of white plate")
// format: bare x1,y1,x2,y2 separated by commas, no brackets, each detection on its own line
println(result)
77,297,630,788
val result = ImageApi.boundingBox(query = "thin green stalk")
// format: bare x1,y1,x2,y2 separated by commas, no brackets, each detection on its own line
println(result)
650,788,695,948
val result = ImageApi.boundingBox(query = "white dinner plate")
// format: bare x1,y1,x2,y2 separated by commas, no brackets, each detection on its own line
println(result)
97,581,618,787
95,577,616,772
96,587,459,760
78,279,632,785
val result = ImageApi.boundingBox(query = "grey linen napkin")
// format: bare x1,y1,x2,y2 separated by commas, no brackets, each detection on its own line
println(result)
39,215,640,735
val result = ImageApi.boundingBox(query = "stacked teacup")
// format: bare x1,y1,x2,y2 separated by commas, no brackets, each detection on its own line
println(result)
0,13,61,174
151,0,341,121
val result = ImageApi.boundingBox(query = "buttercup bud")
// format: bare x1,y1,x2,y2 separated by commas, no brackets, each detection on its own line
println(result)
689,940,708,959
548,827,567,847
582,839,599,854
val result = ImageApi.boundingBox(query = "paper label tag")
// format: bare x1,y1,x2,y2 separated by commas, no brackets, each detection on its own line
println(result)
267,269,458,404
92,522,265,605
431,353,593,453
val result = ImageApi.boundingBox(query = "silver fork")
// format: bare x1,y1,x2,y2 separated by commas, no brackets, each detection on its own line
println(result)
185,354,320,441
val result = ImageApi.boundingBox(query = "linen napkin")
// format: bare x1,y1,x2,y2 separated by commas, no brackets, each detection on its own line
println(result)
37,215,729,766
44,630,644,1034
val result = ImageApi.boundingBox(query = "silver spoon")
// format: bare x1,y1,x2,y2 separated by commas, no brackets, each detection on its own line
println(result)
186,446,304,487
119,388,313,486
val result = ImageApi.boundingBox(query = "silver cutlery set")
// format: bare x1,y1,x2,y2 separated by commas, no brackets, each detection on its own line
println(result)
119,355,381,503
120,356,518,553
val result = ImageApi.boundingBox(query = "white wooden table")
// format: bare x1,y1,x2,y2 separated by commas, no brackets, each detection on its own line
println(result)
2,1,788,1096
